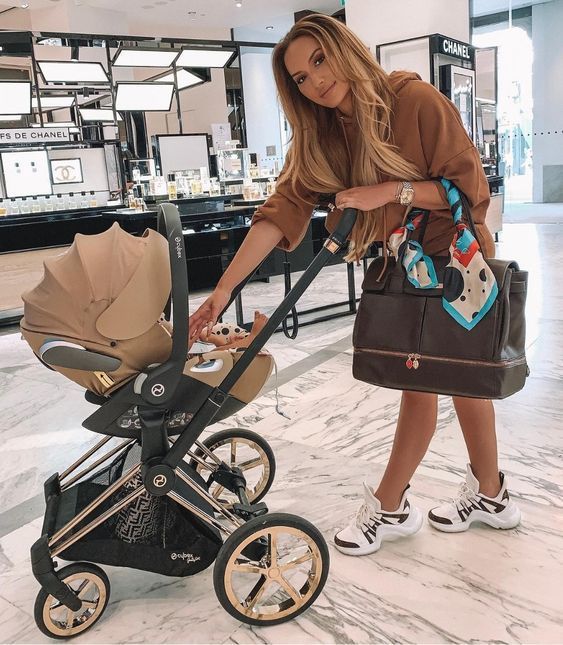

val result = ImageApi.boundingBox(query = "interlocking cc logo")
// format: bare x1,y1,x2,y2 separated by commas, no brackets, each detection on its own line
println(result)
53,164,78,183
153,474,167,488
151,384,165,397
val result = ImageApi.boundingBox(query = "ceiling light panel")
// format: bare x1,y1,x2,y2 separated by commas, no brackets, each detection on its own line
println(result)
0,81,32,115
79,109,122,122
32,96,75,109
113,48,180,67
38,61,109,83
174,48,235,68
115,82,174,111
155,69,204,90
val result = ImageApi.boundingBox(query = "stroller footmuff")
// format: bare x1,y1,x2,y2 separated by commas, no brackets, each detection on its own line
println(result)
20,202,360,638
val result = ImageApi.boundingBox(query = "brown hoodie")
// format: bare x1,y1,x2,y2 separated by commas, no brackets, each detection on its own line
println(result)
252,71,494,258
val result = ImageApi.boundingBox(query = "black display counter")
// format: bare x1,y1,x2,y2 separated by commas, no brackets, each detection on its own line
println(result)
0,196,334,292
0,196,377,332
0,194,247,253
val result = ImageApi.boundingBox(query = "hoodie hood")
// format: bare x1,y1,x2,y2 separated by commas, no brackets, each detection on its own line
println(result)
388,70,422,94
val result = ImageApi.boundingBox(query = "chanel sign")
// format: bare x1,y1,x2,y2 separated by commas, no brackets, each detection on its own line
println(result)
0,127,71,144
438,36,473,62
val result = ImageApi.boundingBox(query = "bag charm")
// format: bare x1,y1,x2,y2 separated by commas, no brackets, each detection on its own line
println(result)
406,353,420,370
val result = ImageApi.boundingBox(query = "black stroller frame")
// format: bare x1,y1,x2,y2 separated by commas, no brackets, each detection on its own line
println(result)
30,202,359,638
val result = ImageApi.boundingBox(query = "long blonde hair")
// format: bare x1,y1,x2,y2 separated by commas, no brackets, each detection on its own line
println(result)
272,14,422,261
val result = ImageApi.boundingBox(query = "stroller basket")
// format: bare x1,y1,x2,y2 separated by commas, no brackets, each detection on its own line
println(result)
47,443,221,577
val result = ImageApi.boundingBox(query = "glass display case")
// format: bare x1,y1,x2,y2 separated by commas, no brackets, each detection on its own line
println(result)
439,64,476,143
475,47,499,177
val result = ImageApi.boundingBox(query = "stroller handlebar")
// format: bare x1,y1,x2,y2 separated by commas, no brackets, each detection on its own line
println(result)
218,206,359,321
139,203,188,405
331,207,358,245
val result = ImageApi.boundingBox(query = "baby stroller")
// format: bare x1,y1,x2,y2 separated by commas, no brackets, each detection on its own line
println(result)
20,202,358,639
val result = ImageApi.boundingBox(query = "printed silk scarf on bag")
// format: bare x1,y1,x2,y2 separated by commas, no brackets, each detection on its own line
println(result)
387,178,498,330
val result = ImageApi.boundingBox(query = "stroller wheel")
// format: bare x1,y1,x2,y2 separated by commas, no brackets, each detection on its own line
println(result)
34,562,110,639
190,428,275,507
213,512,329,626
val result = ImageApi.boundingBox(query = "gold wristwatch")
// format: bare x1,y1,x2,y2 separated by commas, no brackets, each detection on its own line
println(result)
396,181,415,206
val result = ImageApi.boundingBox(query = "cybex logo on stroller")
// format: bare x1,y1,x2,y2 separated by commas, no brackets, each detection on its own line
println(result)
153,474,167,488
151,383,165,397
175,236,182,259
170,552,201,562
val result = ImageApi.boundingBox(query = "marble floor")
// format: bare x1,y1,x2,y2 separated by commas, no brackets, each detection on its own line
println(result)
0,207,562,644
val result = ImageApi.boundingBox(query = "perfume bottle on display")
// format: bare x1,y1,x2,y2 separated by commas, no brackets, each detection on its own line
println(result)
80,192,89,208
176,175,190,197
199,166,211,193
0,201,7,217
167,173,178,200
242,179,261,201
210,177,221,196
132,165,141,183
266,178,276,196
9,198,19,215
56,194,65,210
31,197,41,213
190,177,202,195
44,196,54,212
20,198,30,214
89,191,98,208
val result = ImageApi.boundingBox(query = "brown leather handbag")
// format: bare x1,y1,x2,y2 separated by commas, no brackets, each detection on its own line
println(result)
352,186,529,399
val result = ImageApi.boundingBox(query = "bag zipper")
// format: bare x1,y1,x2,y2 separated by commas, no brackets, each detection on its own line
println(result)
355,347,527,369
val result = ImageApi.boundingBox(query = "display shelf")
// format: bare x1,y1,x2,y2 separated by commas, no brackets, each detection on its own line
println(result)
0,204,112,226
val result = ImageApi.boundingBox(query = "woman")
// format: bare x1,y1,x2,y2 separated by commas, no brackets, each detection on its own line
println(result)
189,14,521,556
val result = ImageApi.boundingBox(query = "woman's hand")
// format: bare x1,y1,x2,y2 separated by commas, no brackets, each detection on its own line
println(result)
188,286,231,344
335,182,397,211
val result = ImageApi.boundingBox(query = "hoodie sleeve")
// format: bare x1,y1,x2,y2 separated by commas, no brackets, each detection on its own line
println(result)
251,163,318,252
410,80,493,256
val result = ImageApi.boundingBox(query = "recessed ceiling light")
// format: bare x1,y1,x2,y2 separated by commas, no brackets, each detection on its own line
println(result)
20,2,29,7
235,1,242,7
266,25,274,30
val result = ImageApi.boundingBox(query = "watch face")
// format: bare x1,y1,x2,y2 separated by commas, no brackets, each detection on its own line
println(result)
400,188,414,205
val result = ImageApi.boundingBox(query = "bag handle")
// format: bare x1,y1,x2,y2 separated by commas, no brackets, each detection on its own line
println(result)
403,179,484,256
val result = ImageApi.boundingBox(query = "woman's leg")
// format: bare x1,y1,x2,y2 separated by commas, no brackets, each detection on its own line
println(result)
374,390,438,510
452,396,501,497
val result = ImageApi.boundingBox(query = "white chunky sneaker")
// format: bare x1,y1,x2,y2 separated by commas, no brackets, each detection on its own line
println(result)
428,464,521,533
334,483,423,556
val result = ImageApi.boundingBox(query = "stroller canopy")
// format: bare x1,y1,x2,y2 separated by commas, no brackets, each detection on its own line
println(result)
22,223,171,343
21,220,274,407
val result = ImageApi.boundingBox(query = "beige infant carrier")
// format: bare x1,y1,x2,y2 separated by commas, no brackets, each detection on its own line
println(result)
21,221,274,424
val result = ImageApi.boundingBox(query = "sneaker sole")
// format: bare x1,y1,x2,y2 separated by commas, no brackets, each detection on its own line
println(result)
428,503,521,533
333,506,424,556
